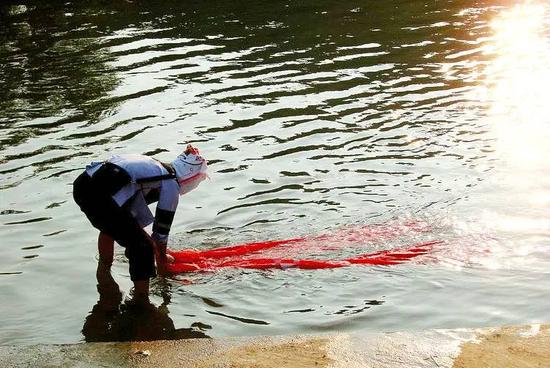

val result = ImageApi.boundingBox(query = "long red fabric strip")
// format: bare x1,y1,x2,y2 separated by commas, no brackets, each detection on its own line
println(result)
166,240,442,273
168,221,432,263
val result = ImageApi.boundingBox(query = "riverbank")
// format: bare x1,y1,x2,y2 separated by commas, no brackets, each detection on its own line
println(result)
1,323,547,367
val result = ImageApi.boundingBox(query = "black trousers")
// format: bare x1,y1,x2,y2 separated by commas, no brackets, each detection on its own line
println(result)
73,170,156,281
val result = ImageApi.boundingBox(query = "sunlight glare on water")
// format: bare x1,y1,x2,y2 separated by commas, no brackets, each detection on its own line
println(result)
487,2,550,169
467,1,550,272
482,2,550,223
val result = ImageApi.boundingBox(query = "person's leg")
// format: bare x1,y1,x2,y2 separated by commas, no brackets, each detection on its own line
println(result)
122,234,156,307
74,173,115,274
98,232,114,266
100,222,155,306
104,232,153,306
110,209,157,302
126,239,156,289
96,233,115,294
74,172,116,269
133,279,149,299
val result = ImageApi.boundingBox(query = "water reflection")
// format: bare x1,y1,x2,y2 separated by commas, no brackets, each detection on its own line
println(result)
82,264,209,342
0,3,120,125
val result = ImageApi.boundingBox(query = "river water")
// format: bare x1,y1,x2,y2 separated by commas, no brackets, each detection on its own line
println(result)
1,0,549,344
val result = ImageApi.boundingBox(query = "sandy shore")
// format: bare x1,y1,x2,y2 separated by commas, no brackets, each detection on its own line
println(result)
0,324,548,367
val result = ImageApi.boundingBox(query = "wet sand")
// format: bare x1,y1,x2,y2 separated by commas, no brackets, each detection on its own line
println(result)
453,324,550,368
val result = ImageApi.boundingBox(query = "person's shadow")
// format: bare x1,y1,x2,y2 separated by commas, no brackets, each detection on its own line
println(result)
82,264,209,342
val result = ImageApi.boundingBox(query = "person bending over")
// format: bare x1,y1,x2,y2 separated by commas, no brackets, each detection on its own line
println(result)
73,145,207,303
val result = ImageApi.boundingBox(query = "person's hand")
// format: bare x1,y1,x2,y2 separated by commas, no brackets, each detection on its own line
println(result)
156,251,174,277
152,240,173,276
156,259,173,277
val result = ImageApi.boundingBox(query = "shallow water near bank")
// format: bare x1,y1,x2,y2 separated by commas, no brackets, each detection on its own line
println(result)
1,0,549,344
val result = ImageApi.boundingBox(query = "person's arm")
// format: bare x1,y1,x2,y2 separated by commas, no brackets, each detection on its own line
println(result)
152,179,179,273
151,217,174,276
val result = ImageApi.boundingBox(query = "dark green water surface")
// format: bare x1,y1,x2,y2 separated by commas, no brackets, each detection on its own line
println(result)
1,0,549,344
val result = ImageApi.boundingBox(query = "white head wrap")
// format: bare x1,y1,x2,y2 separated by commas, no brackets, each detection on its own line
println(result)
171,145,208,195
